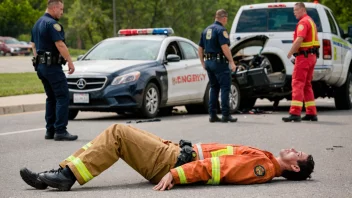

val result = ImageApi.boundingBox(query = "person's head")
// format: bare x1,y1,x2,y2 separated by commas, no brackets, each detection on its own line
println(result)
215,9,228,26
293,2,307,20
279,148,315,181
47,0,64,20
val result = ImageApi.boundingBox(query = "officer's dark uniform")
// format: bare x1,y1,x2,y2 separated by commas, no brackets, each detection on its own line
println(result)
31,13,74,140
199,21,231,119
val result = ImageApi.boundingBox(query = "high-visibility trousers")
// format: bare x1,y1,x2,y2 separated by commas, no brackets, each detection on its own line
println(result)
289,53,317,116
59,124,180,185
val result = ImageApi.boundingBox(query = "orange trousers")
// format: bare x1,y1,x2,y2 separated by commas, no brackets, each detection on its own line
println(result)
289,53,317,116
59,124,180,185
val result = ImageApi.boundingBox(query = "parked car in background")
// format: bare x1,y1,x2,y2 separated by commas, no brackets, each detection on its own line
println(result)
0,36,32,56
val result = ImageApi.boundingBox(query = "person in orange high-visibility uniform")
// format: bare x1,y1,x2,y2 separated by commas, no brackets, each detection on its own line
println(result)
283,2,320,122
20,124,315,191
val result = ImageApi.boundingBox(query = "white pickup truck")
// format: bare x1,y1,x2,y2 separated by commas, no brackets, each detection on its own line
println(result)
228,2,352,110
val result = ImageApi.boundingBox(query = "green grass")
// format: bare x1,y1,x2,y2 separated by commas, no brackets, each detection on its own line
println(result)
0,73,44,97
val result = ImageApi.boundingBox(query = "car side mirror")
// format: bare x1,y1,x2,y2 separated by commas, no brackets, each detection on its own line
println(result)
166,54,180,62
77,55,84,61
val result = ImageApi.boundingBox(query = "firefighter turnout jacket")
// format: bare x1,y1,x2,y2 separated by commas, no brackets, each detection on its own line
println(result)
172,144,282,185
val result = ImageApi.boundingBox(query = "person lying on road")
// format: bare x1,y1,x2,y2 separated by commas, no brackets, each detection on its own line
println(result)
20,124,315,191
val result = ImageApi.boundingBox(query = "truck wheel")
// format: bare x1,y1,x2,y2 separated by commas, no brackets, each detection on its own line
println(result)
140,83,159,118
334,72,352,110
229,81,241,113
68,109,79,120
186,83,210,114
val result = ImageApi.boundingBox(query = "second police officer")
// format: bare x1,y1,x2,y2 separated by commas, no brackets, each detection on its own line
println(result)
198,9,238,123
31,0,78,141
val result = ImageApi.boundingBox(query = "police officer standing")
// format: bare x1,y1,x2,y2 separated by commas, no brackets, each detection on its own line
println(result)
31,0,78,140
198,9,237,123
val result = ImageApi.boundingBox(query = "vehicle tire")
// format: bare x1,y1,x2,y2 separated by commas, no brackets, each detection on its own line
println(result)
334,72,352,110
185,83,210,114
68,109,79,120
140,83,160,118
228,81,241,113
158,107,174,116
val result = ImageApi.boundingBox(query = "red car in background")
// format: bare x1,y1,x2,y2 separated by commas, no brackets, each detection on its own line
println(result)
0,36,32,56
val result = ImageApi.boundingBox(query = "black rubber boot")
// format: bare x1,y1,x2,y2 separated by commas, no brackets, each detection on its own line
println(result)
282,114,301,122
20,167,63,189
221,115,238,123
39,167,76,191
302,115,318,121
54,131,78,141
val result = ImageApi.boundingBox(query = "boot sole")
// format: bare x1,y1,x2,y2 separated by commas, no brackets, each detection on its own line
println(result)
39,174,73,191
54,136,78,141
20,168,48,190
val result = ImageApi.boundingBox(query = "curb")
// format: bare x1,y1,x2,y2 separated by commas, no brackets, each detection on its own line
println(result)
0,103,45,115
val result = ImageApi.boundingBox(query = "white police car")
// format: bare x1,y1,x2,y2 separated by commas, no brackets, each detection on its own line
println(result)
66,28,210,119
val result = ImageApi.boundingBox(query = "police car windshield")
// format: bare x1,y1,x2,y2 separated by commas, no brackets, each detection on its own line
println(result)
83,40,161,61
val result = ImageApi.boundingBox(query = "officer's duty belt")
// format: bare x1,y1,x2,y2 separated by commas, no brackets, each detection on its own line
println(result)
293,47,319,58
37,52,66,65
204,53,228,62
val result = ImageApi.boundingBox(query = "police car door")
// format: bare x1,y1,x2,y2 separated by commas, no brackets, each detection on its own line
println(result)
164,41,191,104
178,41,208,101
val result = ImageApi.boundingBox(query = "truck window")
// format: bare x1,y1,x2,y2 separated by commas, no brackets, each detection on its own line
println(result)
325,9,338,35
236,8,322,33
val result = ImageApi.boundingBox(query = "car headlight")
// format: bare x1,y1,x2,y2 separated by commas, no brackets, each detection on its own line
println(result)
10,48,14,52
111,71,141,85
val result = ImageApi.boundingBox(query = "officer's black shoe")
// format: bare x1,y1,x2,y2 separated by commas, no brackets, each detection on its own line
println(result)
282,114,301,122
221,115,238,123
45,130,55,140
302,115,318,121
54,131,78,141
39,167,76,191
209,115,221,123
19,167,63,190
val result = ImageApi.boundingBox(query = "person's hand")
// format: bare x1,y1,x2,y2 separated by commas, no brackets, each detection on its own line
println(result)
287,52,293,59
230,62,237,72
201,62,206,70
68,62,75,74
152,172,175,191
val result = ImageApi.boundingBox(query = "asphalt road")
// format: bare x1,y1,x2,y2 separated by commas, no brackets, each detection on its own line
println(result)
0,56,34,73
0,99,351,198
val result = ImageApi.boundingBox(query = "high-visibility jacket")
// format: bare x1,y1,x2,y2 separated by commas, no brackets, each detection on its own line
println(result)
171,144,281,185
294,14,320,50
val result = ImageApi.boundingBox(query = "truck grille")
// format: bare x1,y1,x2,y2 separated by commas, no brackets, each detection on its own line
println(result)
67,77,107,92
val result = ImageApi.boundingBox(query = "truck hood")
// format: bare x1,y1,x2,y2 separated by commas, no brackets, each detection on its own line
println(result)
68,60,157,74
230,35,269,55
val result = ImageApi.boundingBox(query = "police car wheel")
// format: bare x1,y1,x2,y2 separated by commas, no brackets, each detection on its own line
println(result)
334,72,352,110
140,83,160,118
68,109,79,120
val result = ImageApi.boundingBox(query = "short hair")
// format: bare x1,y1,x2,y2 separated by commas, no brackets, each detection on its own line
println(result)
215,9,228,19
48,0,63,8
281,155,315,181
295,2,306,9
